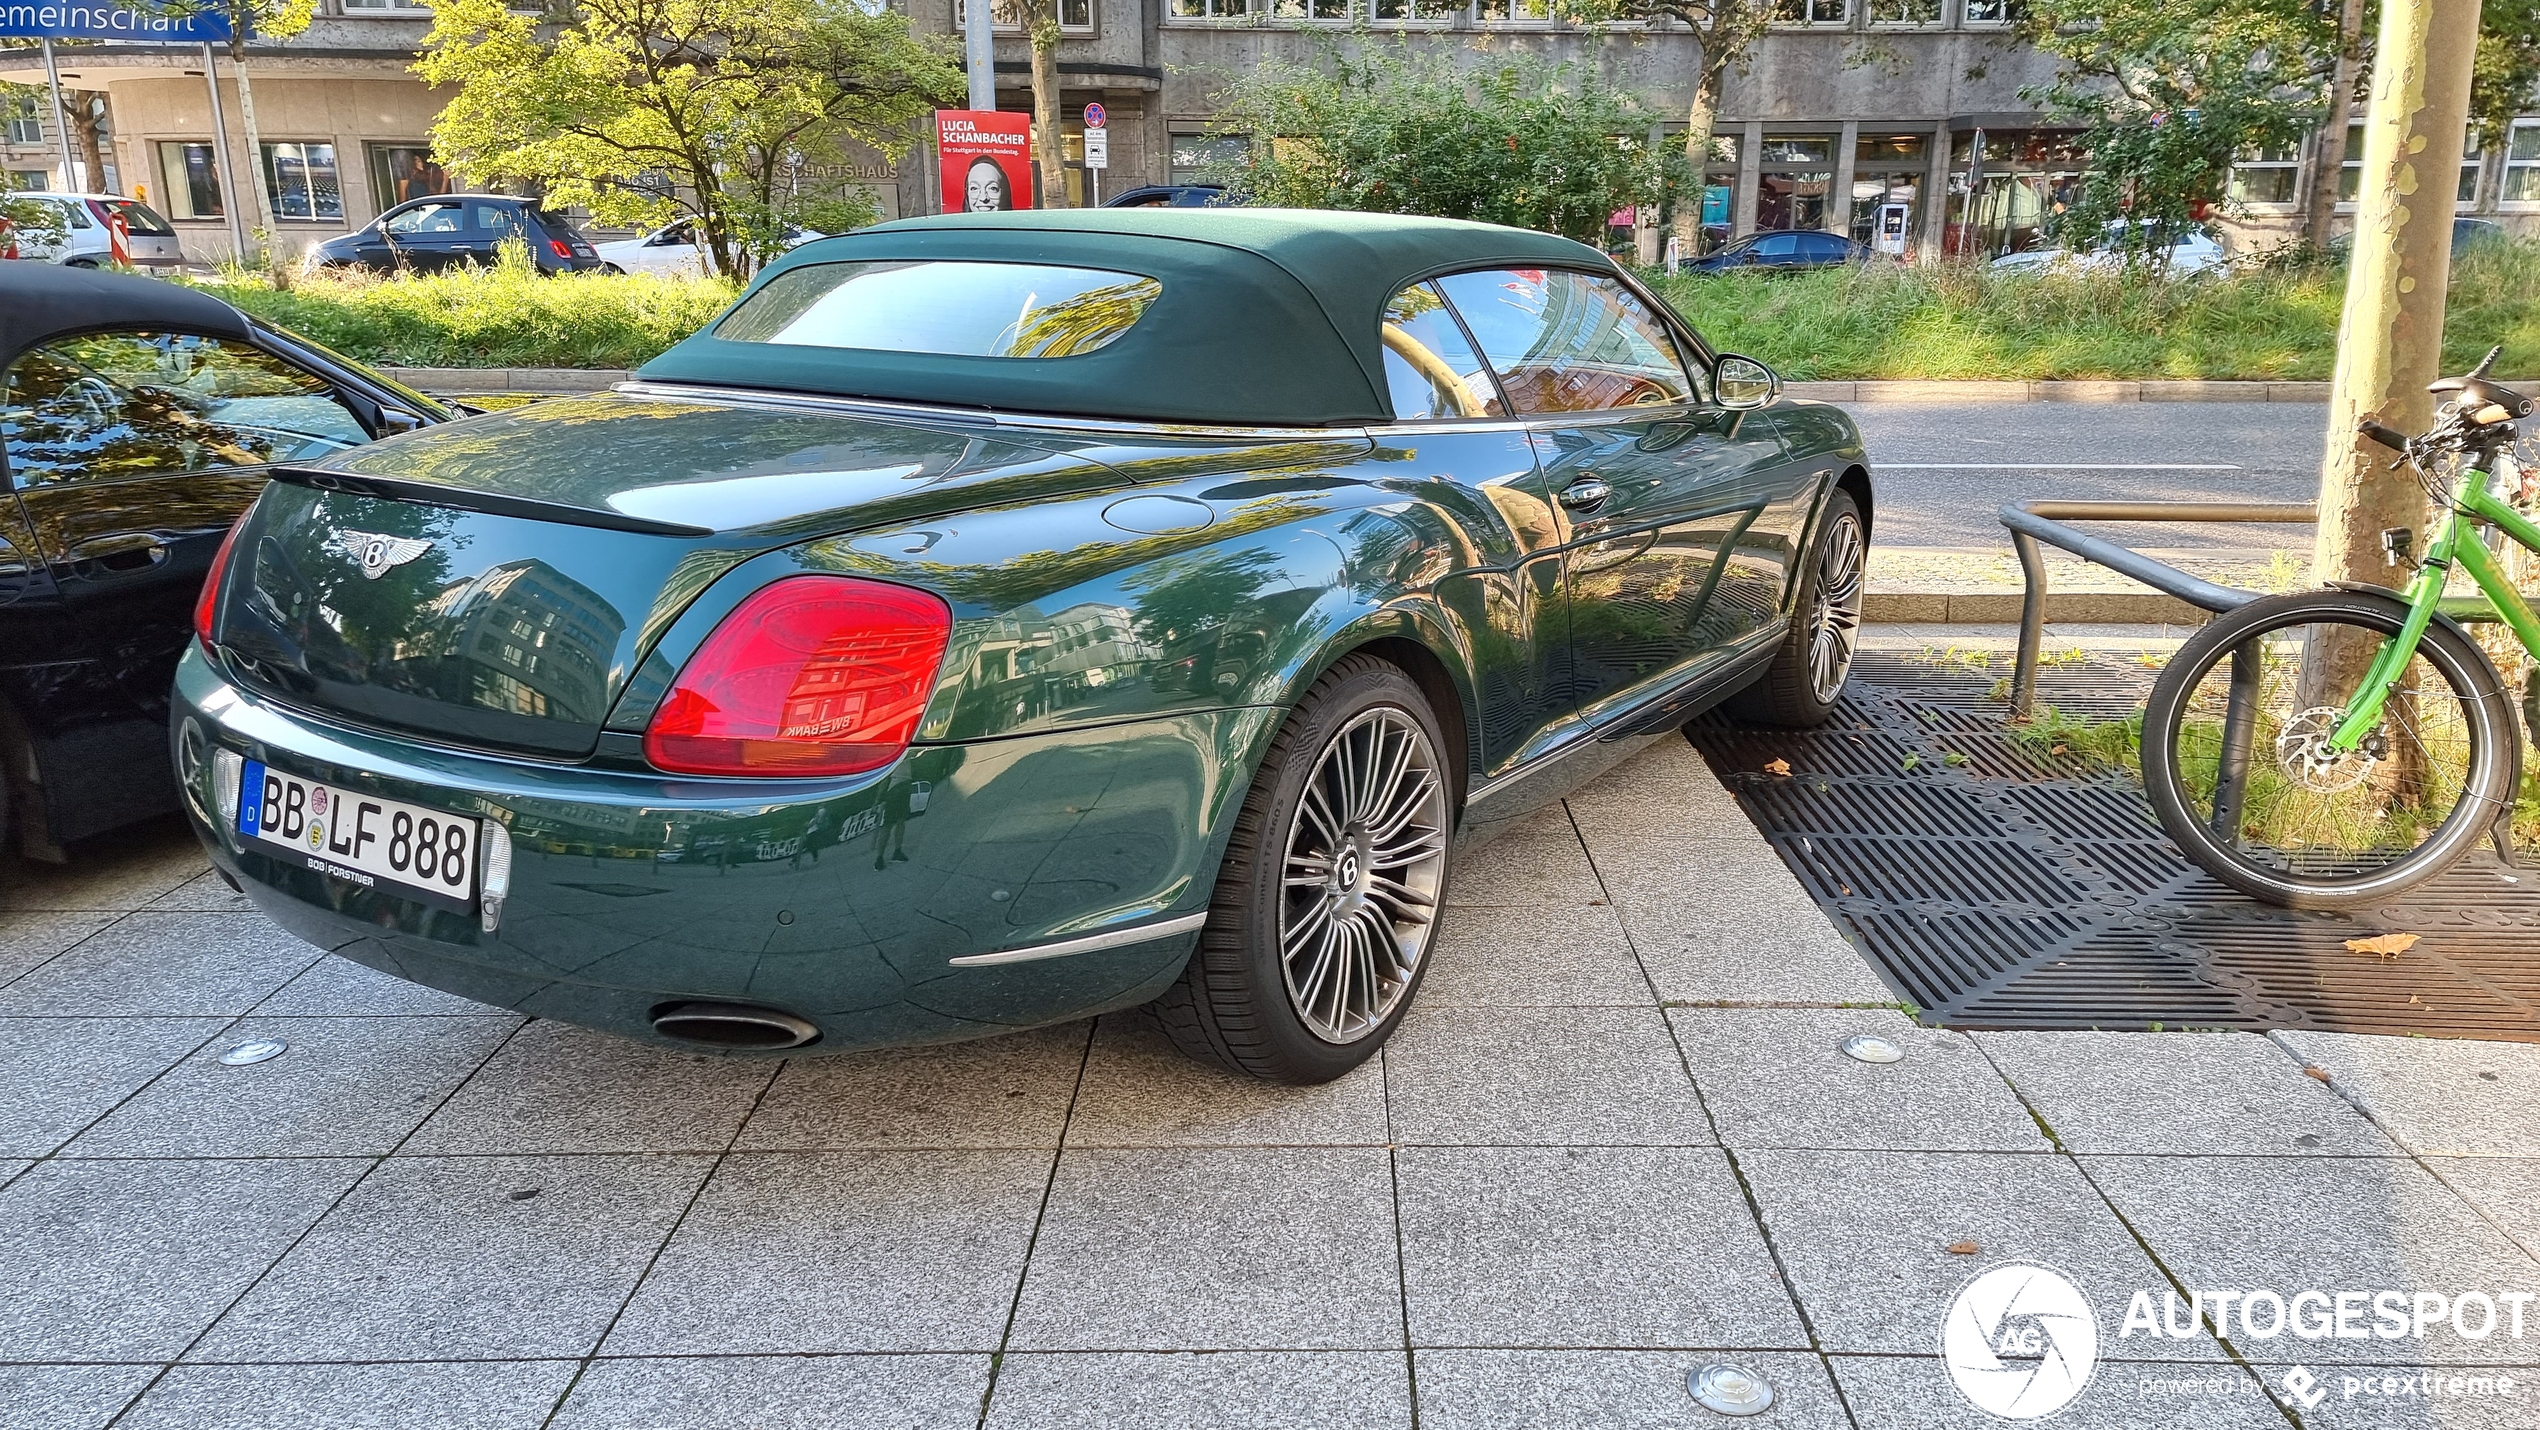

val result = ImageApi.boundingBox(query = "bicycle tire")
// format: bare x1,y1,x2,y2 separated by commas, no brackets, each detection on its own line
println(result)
2140,589,2519,911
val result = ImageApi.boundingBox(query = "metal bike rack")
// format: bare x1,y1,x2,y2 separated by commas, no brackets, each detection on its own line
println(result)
2000,500,2318,718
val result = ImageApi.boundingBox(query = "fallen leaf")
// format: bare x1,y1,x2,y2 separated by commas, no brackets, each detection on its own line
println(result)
1948,1240,1981,1256
2050,744,2069,756
2344,932,2419,960
1943,751,1970,767
2303,1066,2331,1082
1900,753,1923,772
1762,758,1792,776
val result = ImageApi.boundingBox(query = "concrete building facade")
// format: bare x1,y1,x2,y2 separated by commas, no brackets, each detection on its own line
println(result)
4,1,2534,265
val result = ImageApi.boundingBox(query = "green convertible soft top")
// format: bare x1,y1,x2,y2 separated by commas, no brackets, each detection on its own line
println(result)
635,208,1614,428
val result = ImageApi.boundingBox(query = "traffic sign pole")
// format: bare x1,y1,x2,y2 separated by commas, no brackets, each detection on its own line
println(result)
1082,102,1107,206
41,38,75,191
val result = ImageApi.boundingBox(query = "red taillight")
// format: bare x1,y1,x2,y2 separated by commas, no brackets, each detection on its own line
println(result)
194,515,249,653
644,576,952,777
549,237,572,259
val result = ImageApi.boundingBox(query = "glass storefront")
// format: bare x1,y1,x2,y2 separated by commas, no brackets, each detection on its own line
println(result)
261,142,342,223
1755,136,1833,231
155,141,223,221
1849,132,1927,255
368,144,453,214
1944,129,2082,258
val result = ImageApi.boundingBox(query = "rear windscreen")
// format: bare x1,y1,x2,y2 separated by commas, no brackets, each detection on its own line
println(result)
97,199,175,236
715,260,1162,359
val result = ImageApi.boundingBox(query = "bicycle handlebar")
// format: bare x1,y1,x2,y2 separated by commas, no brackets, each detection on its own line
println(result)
2358,419,2410,453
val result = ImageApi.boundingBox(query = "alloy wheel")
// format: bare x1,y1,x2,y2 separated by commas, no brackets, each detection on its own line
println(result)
1807,511,1866,704
1278,707,1449,1044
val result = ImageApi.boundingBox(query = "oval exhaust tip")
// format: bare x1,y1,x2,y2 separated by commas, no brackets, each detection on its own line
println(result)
650,1001,820,1051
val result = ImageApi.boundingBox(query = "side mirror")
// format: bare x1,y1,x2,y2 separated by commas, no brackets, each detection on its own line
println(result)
376,407,426,436
1715,354,1780,410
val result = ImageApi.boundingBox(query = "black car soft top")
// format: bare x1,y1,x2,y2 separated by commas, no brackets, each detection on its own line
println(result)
0,262,252,370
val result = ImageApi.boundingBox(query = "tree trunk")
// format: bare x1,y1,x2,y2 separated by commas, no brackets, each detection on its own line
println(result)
2302,0,2368,247
2305,0,2484,705
227,41,279,256
1026,0,1066,209
1670,63,1724,265
69,92,106,194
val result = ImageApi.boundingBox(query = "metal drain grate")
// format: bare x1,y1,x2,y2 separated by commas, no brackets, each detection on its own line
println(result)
1686,650,2540,1039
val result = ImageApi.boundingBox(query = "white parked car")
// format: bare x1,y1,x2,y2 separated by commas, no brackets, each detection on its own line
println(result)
1990,220,2226,276
2,193,187,270
591,219,822,277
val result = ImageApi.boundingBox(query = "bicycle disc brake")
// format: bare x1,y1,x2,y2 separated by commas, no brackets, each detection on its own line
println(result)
2276,707,2386,792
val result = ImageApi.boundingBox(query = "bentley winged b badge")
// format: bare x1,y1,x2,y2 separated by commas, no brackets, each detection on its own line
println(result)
332,531,434,580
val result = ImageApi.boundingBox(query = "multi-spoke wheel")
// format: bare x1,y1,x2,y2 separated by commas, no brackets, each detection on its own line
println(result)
1278,708,1449,1043
1151,655,1454,1083
1728,487,1867,727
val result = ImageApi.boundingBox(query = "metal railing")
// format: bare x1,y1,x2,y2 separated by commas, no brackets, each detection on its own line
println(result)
2000,499,2317,717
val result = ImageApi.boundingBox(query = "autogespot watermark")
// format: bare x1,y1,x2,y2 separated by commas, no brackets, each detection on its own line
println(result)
1940,1269,2536,1421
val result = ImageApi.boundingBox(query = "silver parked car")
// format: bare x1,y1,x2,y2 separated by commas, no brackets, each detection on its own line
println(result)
3,193,187,270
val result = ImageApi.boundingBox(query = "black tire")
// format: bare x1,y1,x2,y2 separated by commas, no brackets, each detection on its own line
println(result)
2141,589,2519,911
1726,487,1866,727
1152,654,1454,1084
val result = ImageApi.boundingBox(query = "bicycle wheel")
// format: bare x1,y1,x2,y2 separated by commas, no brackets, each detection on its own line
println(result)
2141,589,2519,910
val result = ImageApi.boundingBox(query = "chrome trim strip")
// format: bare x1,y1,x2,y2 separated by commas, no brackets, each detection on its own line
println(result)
947,912,1210,967
1462,625,1789,806
617,381,1365,443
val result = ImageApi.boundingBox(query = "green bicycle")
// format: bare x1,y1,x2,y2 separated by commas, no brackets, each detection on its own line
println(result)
2142,348,2538,909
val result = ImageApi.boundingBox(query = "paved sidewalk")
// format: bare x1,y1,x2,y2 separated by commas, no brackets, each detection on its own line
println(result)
1,737,2535,1429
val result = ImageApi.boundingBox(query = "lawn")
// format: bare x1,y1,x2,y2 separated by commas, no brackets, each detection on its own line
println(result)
1646,241,2539,382
184,241,2540,378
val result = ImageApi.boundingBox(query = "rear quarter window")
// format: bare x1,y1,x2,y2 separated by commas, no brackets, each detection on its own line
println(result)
716,260,1163,359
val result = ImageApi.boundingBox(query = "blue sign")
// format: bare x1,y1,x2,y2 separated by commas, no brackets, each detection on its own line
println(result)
0,2,234,40
1082,101,1106,129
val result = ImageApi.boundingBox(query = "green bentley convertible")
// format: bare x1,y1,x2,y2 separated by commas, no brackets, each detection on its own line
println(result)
174,210,1871,1083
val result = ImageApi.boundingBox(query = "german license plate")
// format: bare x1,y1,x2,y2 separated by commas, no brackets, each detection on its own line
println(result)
235,760,478,912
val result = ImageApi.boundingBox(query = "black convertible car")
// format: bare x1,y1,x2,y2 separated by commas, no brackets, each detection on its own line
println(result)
0,265,456,859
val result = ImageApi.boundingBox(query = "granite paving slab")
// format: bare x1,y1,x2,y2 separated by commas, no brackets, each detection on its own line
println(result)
190,1153,713,1362
0,1157,364,1361
984,1351,1412,1430
549,1354,988,1430
1395,1145,1804,1350
1740,1148,2228,1362
67,1015,518,1157
2083,1154,2540,1365
1008,1147,1400,1351
1063,1016,1383,1149
1671,1007,2049,1152
604,1149,1050,1355
115,1360,578,1430
1981,1030,2401,1157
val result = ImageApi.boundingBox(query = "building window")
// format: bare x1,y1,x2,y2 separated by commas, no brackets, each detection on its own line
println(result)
1756,136,1835,229
1960,0,2015,23
1169,134,1247,185
4,97,39,146
1771,0,1849,22
1169,0,1251,15
261,142,343,222
2339,122,2484,207
1474,0,1553,20
338,0,431,10
954,0,1095,33
155,142,224,220
367,143,452,213
2506,120,2540,205
2227,140,2300,208
1868,0,1939,26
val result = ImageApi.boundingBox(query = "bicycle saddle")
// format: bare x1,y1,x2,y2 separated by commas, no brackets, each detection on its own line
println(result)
2429,345,2535,421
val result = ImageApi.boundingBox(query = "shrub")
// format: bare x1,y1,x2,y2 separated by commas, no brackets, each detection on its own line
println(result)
185,263,740,370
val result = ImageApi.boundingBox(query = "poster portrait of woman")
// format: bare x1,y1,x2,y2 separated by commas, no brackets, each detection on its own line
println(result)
964,156,1014,212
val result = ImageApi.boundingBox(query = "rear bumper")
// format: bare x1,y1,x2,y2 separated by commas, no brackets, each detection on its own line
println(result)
174,645,1276,1054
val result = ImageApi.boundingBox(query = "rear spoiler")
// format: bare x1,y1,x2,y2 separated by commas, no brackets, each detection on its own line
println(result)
269,466,715,538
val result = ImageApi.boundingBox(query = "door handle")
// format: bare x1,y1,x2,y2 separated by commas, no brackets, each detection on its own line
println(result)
70,534,169,572
1558,477,1612,512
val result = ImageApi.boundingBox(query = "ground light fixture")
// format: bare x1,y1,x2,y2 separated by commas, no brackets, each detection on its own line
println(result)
217,1039,287,1066
1841,1033,1905,1063
1689,1362,1776,1416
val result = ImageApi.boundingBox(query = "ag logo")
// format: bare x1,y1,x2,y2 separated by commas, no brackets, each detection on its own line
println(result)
1940,1263,2099,1420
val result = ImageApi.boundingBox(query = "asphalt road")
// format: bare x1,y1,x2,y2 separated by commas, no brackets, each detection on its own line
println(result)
1843,401,2328,552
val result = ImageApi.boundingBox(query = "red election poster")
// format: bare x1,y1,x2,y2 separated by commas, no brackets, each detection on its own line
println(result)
936,110,1035,213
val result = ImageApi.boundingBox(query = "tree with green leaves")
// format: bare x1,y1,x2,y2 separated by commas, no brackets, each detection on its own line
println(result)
416,0,962,279
1549,0,1776,257
2013,0,2334,262
1199,45,1681,244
